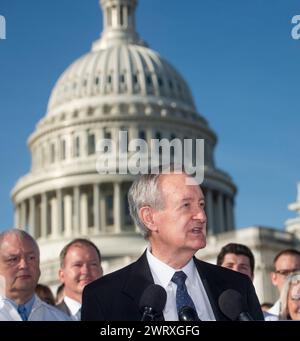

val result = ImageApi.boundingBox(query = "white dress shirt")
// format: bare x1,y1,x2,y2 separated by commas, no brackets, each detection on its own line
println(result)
146,248,216,321
64,296,81,321
265,300,280,321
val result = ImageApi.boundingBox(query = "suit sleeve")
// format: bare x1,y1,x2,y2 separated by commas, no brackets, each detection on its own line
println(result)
81,285,104,321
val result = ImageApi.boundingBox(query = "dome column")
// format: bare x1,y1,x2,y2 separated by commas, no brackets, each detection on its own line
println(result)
14,204,20,228
50,196,58,238
93,183,101,233
41,193,48,239
73,186,81,235
216,192,225,233
29,197,36,238
225,196,234,231
205,189,214,235
20,201,26,228
63,193,73,237
80,191,89,236
113,182,122,233
55,189,63,238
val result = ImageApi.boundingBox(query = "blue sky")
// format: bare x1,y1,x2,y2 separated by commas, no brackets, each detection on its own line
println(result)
0,0,299,231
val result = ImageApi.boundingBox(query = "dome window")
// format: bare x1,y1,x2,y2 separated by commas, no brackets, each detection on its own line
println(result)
83,79,87,87
120,74,125,83
168,80,173,90
61,139,66,160
120,5,124,27
106,194,114,226
95,76,99,85
146,74,152,86
88,133,96,155
107,75,112,84
103,105,110,115
73,110,79,118
158,77,163,87
139,130,146,141
133,74,138,84
104,128,112,139
74,136,80,158
50,143,56,164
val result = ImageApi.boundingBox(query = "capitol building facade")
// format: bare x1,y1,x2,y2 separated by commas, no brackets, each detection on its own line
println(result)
11,0,300,304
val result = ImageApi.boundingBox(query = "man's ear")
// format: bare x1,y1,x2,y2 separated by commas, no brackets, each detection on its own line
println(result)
270,271,277,286
58,268,64,283
139,206,157,232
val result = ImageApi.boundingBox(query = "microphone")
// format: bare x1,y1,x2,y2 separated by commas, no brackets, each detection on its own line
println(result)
218,289,254,321
139,284,167,321
178,306,201,321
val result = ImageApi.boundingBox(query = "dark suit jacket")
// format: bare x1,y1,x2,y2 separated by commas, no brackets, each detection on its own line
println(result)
81,251,264,321
56,300,71,317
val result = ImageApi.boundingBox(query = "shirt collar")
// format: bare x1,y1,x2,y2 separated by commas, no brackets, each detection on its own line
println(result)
64,295,81,316
146,247,196,288
2,294,35,315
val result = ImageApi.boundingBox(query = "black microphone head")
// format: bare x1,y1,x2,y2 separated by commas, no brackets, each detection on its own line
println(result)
178,306,200,321
218,289,245,321
139,284,167,315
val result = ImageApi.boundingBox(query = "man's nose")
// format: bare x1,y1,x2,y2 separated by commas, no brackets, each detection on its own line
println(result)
81,264,89,273
193,207,207,222
19,257,28,268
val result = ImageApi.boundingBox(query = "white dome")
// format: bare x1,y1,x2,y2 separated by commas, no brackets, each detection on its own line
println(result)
48,44,195,113
12,1,238,287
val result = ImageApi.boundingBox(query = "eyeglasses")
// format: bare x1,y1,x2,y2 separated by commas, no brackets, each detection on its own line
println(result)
274,269,300,277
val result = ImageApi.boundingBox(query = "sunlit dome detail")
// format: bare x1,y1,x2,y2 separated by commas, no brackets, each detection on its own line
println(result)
12,0,237,288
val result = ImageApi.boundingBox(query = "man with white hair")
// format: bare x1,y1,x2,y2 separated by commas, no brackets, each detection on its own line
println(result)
82,166,263,321
0,229,70,321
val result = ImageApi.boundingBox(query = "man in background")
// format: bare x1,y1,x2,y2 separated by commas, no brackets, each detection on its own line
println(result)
0,229,69,321
265,249,300,320
217,243,255,281
56,238,103,320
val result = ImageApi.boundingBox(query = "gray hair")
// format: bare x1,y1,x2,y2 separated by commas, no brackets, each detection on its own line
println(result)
128,164,187,239
279,271,300,320
0,228,40,256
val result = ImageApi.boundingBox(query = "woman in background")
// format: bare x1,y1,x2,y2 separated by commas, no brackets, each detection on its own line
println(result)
279,272,300,320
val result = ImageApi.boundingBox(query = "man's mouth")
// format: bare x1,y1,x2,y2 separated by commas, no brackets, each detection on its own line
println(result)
191,227,203,234
17,274,31,279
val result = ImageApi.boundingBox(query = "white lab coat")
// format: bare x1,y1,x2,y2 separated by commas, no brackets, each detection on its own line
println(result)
0,294,71,321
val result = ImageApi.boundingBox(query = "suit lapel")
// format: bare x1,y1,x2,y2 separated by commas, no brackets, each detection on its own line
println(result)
57,300,72,316
194,258,226,321
122,250,164,321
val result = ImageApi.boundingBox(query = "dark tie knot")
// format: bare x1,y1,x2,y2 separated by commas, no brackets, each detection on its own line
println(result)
171,271,187,286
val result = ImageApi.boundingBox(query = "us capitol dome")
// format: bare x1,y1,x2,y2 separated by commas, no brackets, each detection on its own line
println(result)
11,0,237,287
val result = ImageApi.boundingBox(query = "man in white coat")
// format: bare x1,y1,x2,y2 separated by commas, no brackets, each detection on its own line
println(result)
0,229,70,321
